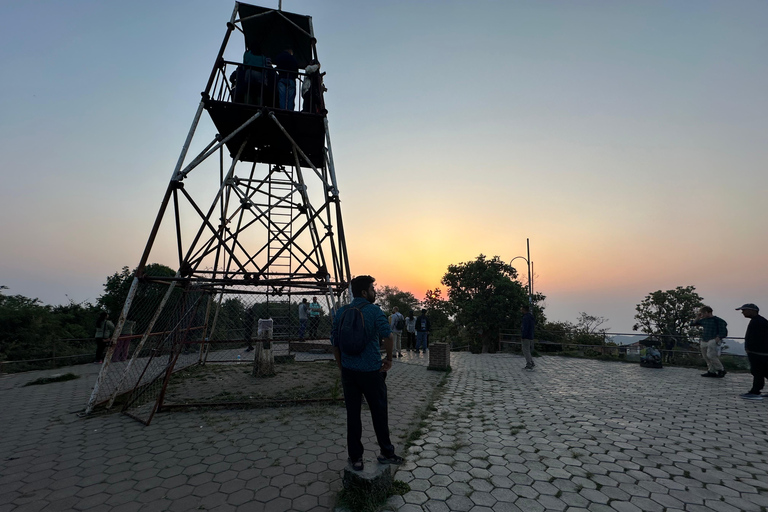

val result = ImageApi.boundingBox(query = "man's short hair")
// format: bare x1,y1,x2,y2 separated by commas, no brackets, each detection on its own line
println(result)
701,306,713,314
522,305,530,312
351,275,375,298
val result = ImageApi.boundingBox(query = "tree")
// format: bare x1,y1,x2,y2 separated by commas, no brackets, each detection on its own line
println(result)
376,286,420,316
573,312,611,345
97,263,178,333
441,254,532,353
421,287,452,339
632,286,703,348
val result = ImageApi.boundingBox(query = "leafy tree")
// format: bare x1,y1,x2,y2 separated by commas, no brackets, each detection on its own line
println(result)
0,291,99,366
441,254,532,353
421,287,452,340
539,312,610,346
573,312,611,345
376,286,420,316
538,320,574,344
632,286,703,348
97,263,178,333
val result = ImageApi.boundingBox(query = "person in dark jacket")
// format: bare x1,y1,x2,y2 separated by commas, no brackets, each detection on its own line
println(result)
273,48,299,110
736,303,768,400
414,310,431,353
521,305,535,370
691,305,728,378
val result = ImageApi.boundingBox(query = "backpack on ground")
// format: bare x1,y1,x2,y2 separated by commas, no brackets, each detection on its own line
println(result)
337,304,371,355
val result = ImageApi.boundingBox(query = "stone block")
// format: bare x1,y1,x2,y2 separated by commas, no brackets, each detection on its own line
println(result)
428,343,451,371
338,461,393,508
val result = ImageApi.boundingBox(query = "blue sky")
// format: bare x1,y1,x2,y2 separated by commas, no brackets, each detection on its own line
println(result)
1,1,766,334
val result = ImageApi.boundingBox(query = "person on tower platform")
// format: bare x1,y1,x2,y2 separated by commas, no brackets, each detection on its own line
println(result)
274,47,299,110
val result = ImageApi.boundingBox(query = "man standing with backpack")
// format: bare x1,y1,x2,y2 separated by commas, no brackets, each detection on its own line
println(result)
390,307,405,358
691,305,728,378
414,310,431,353
331,275,404,471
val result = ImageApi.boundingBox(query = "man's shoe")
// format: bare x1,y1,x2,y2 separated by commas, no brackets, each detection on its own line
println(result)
739,393,763,401
348,458,364,471
377,453,404,465
716,370,727,378
701,372,717,377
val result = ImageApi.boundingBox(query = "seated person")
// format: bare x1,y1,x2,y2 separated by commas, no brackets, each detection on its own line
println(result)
641,346,662,366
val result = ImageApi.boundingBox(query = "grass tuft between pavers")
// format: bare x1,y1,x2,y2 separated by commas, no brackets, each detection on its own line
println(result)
24,372,80,386
336,480,410,512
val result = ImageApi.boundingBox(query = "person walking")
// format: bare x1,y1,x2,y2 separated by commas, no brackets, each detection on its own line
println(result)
691,305,728,378
330,275,404,471
298,298,309,340
521,305,535,370
736,303,768,401
94,312,115,364
389,307,405,358
404,311,417,352
414,310,430,353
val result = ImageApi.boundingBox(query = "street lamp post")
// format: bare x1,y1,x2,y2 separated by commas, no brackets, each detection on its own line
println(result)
510,238,533,304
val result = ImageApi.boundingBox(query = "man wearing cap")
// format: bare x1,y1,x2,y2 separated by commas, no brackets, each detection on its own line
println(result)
736,303,768,401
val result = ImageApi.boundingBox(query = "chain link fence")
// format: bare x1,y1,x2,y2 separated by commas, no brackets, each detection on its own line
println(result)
85,279,340,424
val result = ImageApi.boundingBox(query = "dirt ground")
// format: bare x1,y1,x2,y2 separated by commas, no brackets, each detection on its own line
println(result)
164,359,341,405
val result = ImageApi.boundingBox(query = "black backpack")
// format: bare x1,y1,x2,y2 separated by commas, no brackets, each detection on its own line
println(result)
395,316,405,330
337,304,371,355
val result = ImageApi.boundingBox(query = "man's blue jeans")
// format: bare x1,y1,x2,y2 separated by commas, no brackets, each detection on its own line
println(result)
298,319,307,339
278,79,296,110
416,331,428,351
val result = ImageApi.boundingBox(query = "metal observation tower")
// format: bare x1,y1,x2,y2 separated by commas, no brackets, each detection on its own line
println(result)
86,3,351,423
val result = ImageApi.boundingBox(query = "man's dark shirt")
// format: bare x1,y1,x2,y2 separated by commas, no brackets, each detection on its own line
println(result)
273,51,298,80
745,314,768,354
521,312,535,340
415,315,430,332
691,316,728,341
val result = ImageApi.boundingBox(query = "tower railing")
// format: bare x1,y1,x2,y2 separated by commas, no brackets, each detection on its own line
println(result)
209,59,325,114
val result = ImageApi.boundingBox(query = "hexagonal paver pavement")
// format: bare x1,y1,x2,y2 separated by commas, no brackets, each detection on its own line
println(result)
3,351,768,511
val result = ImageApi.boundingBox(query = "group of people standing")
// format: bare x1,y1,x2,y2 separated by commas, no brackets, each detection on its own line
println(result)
667,303,768,401
297,297,322,340
231,47,324,113
386,308,431,357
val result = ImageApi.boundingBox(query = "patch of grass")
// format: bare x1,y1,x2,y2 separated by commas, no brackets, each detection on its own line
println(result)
336,480,411,512
25,373,80,386
450,441,470,451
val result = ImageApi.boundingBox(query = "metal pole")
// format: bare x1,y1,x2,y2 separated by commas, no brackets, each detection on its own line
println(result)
526,238,532,304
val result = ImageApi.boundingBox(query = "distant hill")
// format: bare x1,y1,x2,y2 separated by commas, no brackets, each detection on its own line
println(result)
612,335,746,356
723,339,746,355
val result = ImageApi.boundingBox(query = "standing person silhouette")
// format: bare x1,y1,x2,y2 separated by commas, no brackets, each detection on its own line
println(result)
330,275,404,471
521,305,535,370
273,47,298,110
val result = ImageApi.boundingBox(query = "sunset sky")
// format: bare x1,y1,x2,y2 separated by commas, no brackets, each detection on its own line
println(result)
1,1,766,335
